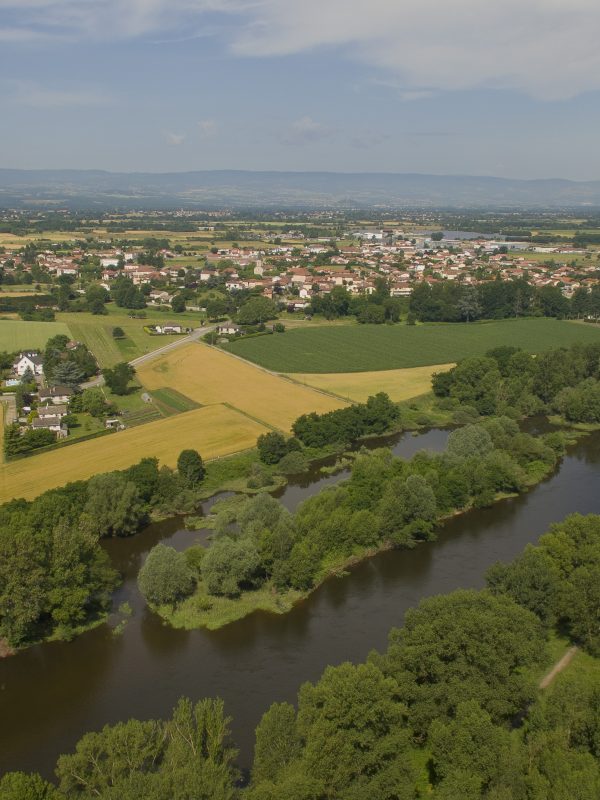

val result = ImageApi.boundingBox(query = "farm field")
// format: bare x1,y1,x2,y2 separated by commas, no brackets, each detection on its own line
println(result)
0,404,267,503
224,318,600,373
0,319,71,351
137,341,346,431
59,306,204,367
288,364,452,403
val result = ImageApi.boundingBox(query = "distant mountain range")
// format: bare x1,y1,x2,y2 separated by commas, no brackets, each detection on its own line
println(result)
2,169,600,209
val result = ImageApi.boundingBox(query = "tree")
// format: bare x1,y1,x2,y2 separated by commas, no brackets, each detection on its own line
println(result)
296,661,417,798
446,424,494,460
429,700,514,794
0,772,59,800
83,472,146,537
171,294,186,313
138,543,196,606
206,298,229,321
56,719,166,797
112,326,125,339
103,362,135,395
51,360,85,387
377,474,438,544
201,537,261,596
257,431,288,464
90,298,107,315
457,287,482,322
236,296,278,326
177,449,205,487
379,589,545,733
76,387,112,418
252,703,301,784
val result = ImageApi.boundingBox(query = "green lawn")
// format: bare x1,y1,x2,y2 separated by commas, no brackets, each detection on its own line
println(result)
60,305,205,367
223,318,600,373
0,319,71,351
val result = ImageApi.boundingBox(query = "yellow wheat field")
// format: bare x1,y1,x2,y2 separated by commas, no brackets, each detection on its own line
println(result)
286,364,453,403
0,404,267,503
137,342,347,431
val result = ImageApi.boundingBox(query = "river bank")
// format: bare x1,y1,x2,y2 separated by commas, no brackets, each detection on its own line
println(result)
2,426,600,778
151,420,573,633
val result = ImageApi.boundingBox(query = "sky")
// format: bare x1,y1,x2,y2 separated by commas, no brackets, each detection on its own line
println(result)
1,0,600,179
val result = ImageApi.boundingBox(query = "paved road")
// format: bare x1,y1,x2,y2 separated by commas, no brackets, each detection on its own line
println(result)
129,325,213,367
81,326,214,389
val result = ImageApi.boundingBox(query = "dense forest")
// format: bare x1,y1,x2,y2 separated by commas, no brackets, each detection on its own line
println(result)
2,513,599,799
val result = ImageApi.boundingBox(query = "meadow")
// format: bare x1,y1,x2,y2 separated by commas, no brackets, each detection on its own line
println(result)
136,341,346,431
60,306,204,367
288,364,452,402
0,319,72,351
0,404,267,503
224,318,600,373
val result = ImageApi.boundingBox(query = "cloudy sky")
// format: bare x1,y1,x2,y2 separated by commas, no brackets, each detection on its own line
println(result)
1,0,599,178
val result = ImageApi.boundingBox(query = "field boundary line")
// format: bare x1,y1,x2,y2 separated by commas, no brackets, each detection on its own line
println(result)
199,341,353,407
220,402,279,433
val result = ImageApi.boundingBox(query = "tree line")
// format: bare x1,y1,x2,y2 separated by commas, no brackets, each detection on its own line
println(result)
0,450,205,648
3,512,600,798
408,278,586,322
433,341,600,423
140,416,564,610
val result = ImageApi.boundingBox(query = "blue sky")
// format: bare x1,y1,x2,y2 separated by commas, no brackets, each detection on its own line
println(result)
1,0,600,179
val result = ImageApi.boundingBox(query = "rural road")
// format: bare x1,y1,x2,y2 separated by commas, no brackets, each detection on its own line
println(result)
81,325,214,388
128,325,213,367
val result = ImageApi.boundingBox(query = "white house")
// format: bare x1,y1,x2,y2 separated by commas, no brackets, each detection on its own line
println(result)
31,416,68,438
14,352,44,377
39,386,74,405
154,322,189,335
216,323,243,336
37,404,68,419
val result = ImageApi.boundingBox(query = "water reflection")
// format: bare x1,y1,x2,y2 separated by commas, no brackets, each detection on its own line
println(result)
1,427,599,780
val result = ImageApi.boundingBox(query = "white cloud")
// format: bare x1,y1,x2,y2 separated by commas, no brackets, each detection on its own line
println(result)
166,131,186,145
198,118,218,137
3,0,600,100
228,0,600,101
280,116,334,145
5,80,113,108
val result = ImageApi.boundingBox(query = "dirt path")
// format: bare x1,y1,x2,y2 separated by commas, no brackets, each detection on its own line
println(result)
539,646,578,689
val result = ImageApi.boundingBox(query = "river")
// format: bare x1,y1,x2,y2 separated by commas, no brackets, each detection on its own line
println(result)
1,427,600,779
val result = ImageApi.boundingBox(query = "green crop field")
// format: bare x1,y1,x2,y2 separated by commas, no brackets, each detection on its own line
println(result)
0,319,71,351
223,318,600,373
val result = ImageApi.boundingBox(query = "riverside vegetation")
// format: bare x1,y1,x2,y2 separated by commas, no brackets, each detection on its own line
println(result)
4,341,600,650
139,340,600,631
2,512,600,799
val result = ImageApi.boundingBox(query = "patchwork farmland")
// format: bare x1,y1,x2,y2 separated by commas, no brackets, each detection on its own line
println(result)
136,341,346,431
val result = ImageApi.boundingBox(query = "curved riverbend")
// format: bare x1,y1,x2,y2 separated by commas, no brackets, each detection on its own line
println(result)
1,427,600,778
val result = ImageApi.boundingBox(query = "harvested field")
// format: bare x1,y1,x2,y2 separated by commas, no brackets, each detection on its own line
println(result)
137,341,346,431
0,404,267,503
288,364,452,402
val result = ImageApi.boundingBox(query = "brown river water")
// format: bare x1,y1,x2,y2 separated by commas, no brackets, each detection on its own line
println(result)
1,426,600,778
